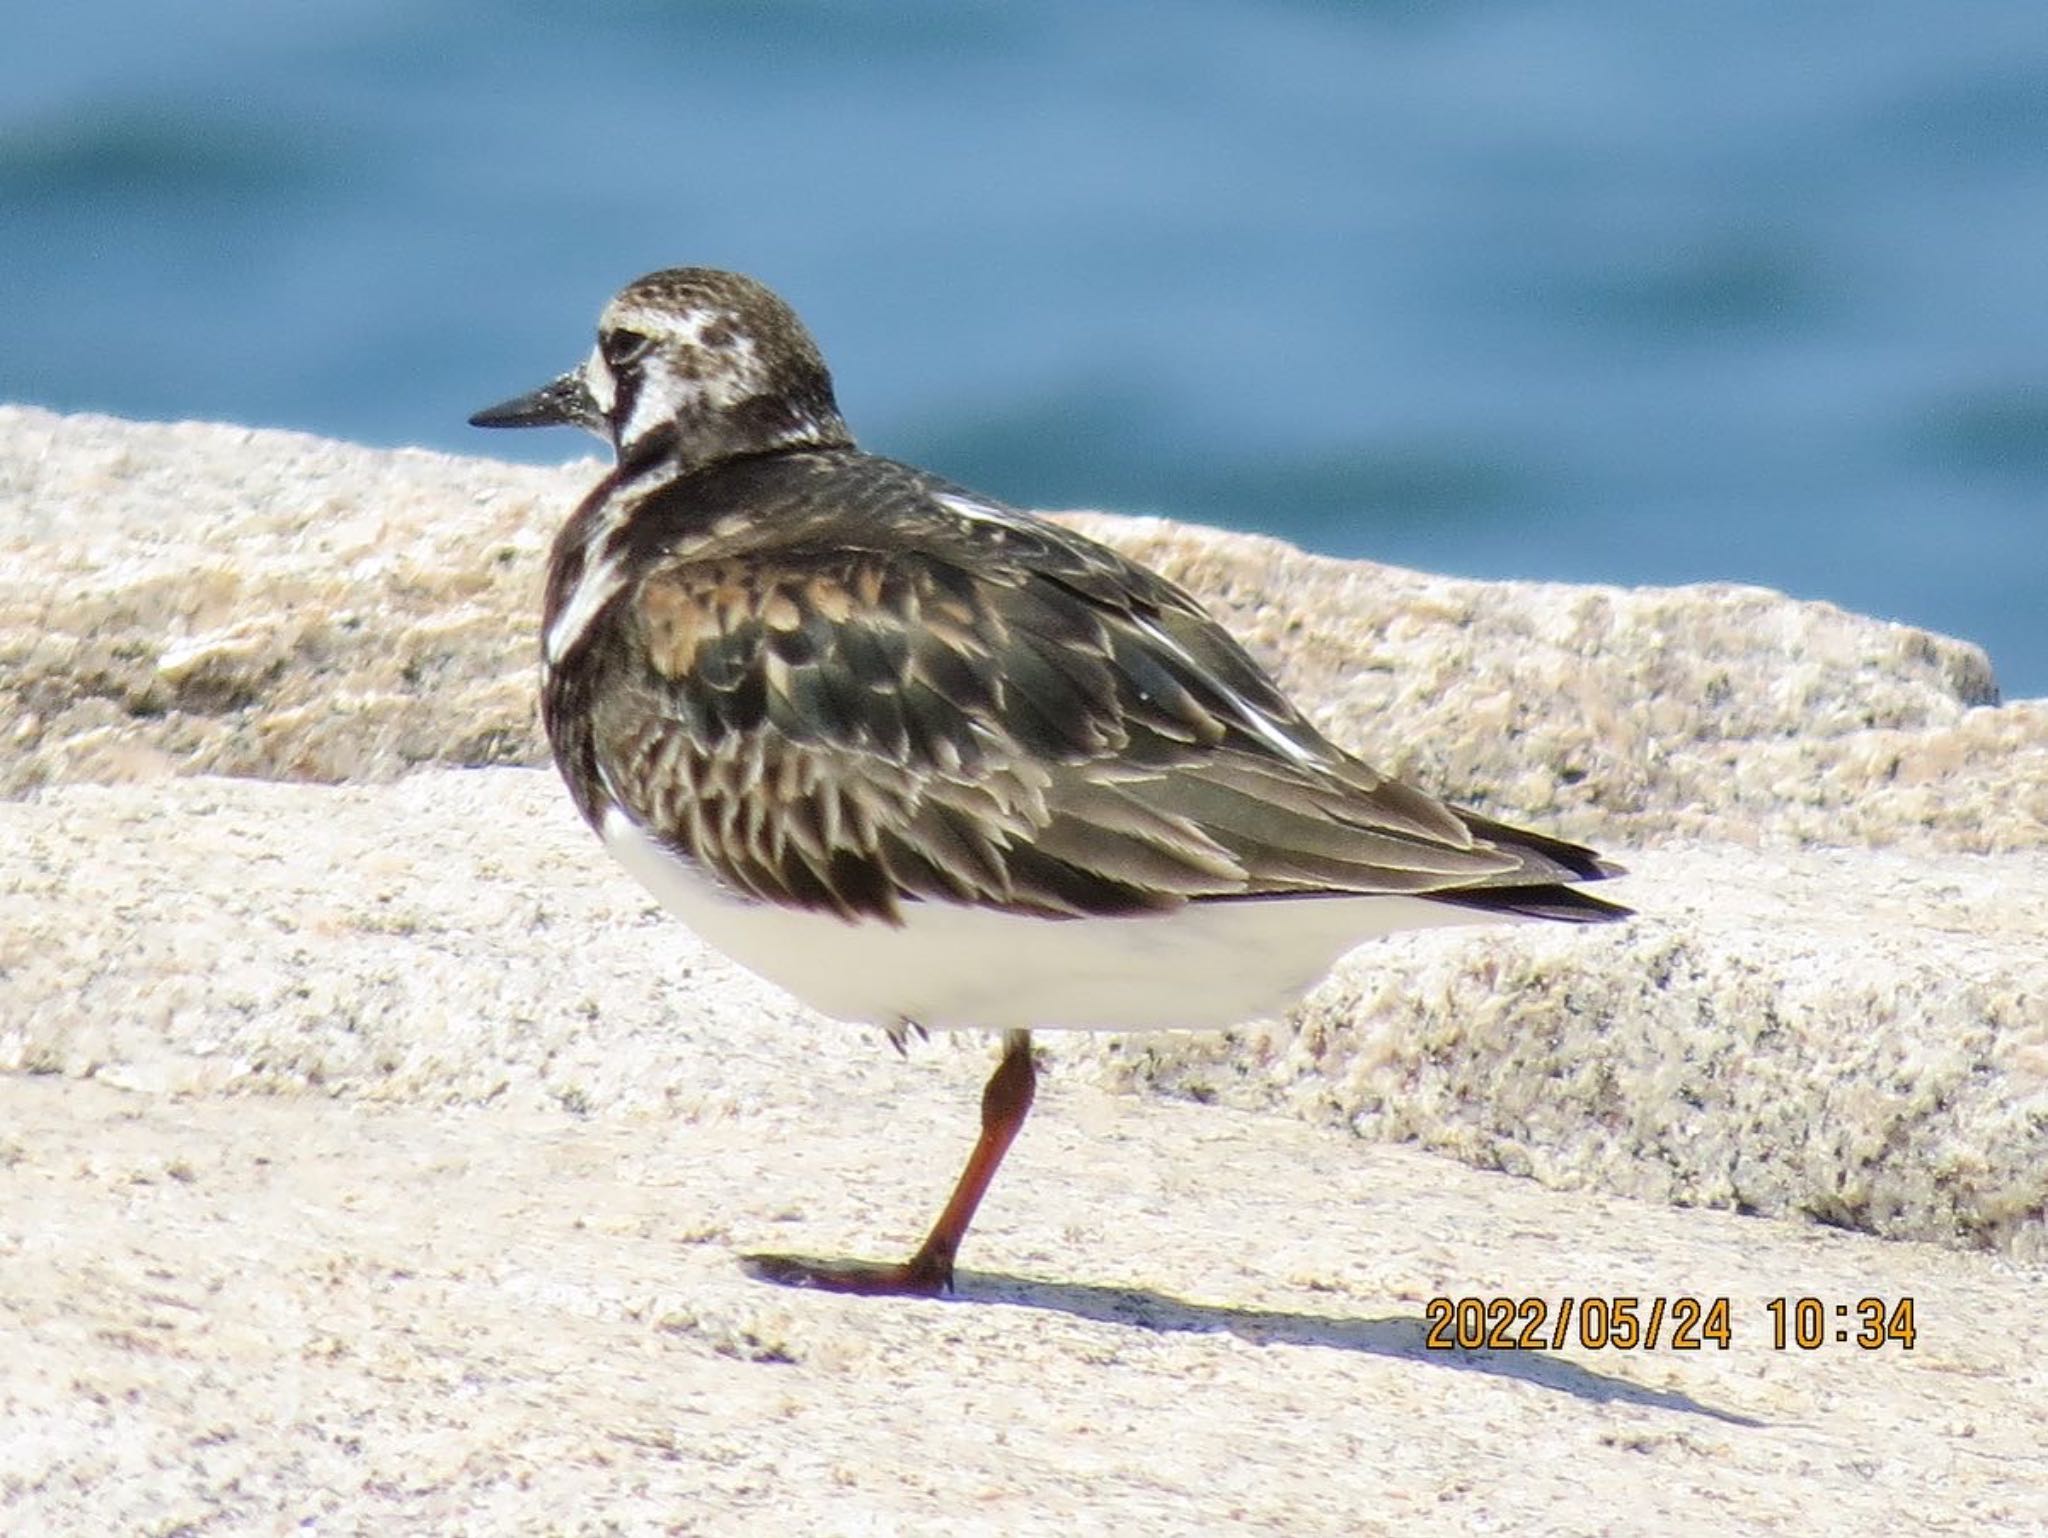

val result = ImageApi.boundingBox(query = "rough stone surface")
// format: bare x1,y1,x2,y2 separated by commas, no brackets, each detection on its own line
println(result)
2,771,2044,1534
1062,515,2035,857
6,770,2043,1266
1,406,572,793
6,406,2040,856
6,1074,2044,1537
6,407,2048,1530
1103,840,2048,1259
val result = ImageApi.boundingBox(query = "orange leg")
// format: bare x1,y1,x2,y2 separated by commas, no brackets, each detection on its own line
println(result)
745,1029,1036,1297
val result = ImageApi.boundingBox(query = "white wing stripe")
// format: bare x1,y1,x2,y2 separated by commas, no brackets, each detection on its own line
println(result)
1131,615,1317,766
545,550,629,667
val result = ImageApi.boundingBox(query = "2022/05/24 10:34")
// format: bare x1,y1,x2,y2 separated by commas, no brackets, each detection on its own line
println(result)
1423,1296,1918,1352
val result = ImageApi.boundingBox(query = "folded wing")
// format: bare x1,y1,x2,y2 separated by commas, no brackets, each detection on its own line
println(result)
586,482,1626,925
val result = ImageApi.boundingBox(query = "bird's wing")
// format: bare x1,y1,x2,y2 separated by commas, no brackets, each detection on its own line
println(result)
585,496,1612,923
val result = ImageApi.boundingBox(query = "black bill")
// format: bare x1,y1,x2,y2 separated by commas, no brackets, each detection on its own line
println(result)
468,368,603,432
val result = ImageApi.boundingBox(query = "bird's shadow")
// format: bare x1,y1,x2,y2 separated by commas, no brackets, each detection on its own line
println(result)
763,1259,1763,1426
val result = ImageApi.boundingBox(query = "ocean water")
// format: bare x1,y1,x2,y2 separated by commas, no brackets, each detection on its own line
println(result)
5,1,2045,693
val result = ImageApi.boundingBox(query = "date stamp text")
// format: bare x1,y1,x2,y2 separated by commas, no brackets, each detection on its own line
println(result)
1422,1295,1915,1352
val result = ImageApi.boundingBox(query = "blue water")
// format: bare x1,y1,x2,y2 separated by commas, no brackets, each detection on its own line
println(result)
6,2,2045,693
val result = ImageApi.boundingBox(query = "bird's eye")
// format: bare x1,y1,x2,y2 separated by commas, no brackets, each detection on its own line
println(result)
601,328,652,368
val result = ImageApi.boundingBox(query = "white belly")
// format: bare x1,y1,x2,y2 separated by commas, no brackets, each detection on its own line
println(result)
600,808,1508,1032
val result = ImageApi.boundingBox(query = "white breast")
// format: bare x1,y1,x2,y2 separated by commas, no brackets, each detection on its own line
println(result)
600,809,1509,1033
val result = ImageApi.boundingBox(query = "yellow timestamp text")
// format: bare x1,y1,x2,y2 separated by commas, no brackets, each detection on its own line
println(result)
1422,1295,1917,1352
1765,1296,1916,1350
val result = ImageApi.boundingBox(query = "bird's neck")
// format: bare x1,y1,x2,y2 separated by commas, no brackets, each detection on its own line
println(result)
616,396,853,482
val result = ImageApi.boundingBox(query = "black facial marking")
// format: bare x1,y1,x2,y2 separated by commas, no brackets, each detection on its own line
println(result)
602,328,652,369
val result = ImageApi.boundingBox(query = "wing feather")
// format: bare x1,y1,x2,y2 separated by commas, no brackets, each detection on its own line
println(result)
578,465,1623,923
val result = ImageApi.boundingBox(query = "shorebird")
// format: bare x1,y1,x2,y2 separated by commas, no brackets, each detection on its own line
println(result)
471,267,1628,1295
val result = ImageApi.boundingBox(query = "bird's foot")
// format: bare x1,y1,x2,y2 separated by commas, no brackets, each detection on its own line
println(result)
740,1247,954,1298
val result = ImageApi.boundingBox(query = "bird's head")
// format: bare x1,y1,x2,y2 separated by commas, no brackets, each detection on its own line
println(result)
470,267,852,472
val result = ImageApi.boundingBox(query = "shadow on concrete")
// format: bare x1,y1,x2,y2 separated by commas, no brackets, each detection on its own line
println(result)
941,1270,1765,1426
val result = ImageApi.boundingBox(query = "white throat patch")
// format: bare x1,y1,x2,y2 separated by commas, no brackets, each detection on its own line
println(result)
582,345,617,418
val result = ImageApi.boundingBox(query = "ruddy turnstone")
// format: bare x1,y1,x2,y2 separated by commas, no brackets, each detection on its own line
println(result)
471,267,1629,1296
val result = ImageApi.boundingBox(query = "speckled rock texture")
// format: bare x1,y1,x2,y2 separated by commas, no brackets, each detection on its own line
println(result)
4,406,2046,1532
6,406,2036,855
3,771,2044,1535
5,402,2041,1249
6,772,2044,1263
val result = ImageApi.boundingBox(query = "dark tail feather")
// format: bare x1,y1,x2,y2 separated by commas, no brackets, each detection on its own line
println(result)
1456,809,1627,883
1432,883,1633,923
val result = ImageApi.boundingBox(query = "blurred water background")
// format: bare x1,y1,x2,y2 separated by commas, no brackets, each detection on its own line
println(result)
5,2,2044,693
